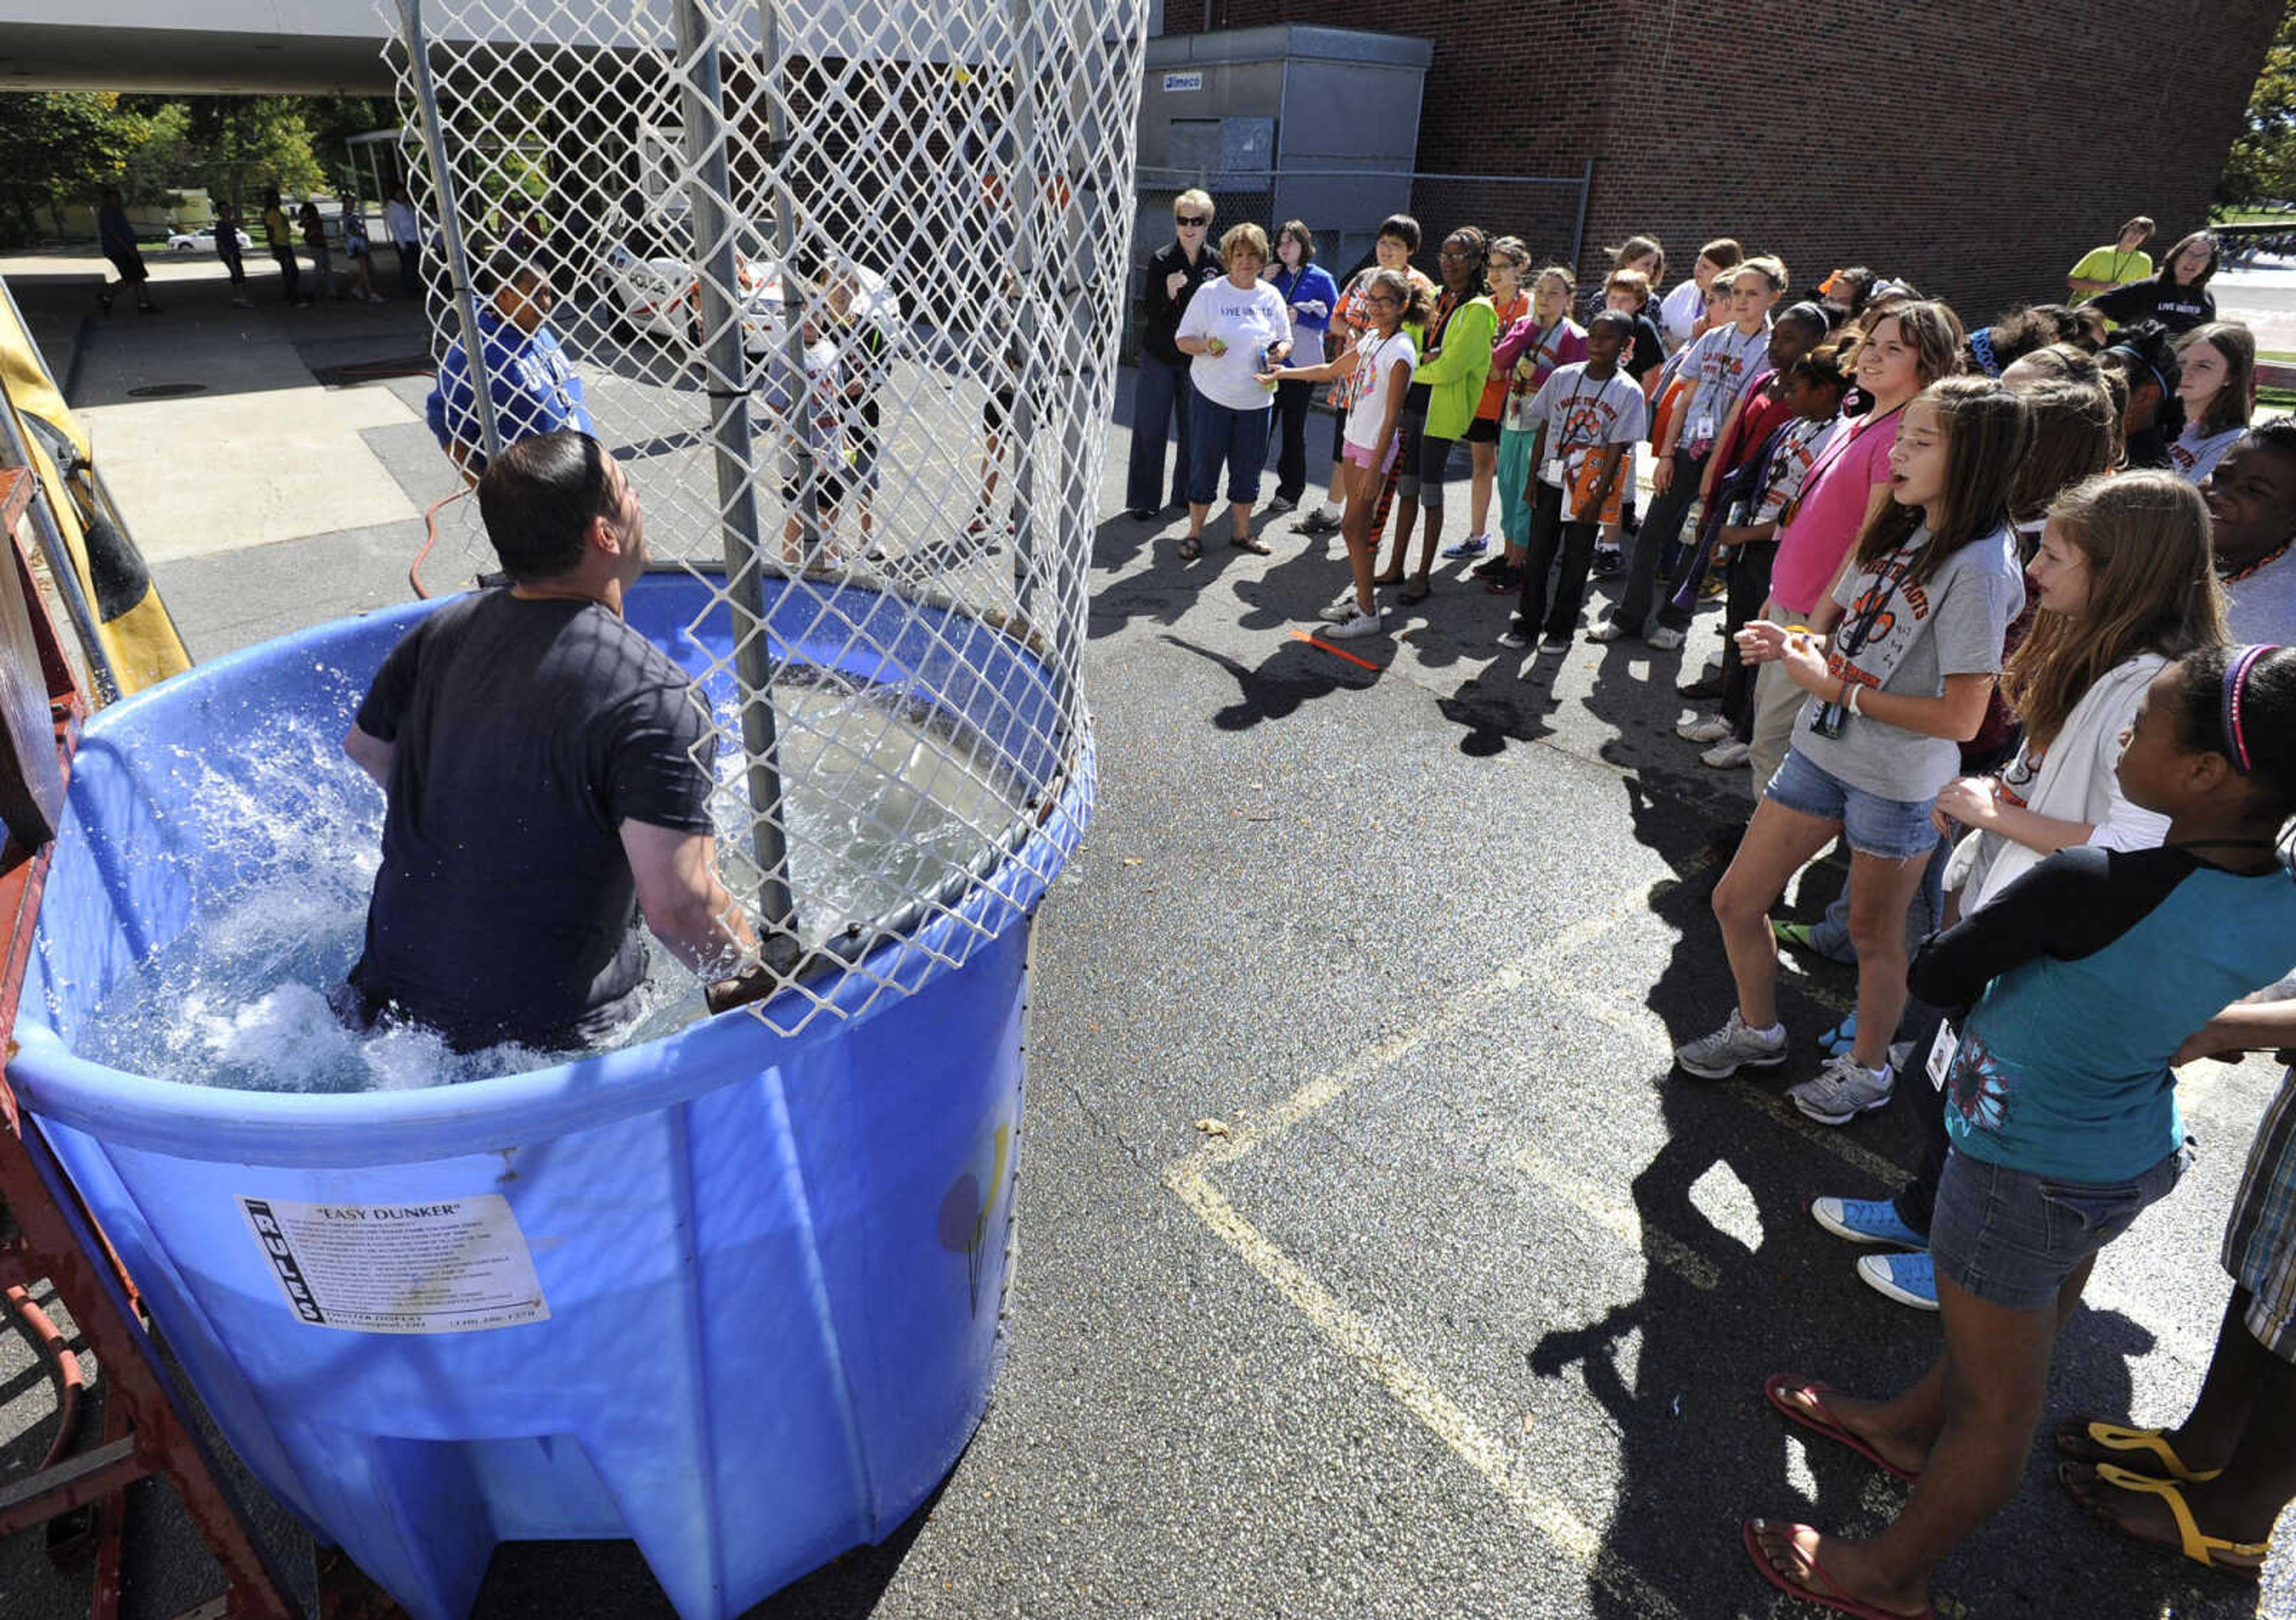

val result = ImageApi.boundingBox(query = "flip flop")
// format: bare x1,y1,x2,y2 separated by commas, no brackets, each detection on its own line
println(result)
1763,1373,1920,1481
1230,534,1273,555
2054,1419,2221,1483
1818,1014,1857,1059
1177,536,1201,562
2062,1463,2266,1580
1742,1521,1935,1620
1772,920,1819,953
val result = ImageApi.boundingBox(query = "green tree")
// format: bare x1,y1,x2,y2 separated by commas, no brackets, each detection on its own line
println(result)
0,91,148,244
2221,2,2296,203
182,97,328,212
120,102,196,209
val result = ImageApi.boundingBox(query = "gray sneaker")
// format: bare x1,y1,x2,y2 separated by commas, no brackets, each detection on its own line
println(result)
1675,1011,1790,1080
1790,1055,1895,1125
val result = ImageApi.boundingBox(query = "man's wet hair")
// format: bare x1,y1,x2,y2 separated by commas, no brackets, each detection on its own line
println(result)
478,430,617,582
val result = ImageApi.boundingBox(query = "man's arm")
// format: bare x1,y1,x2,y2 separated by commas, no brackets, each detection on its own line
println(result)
620,820,758,976
343,723,394,790
2176,994,2296,1066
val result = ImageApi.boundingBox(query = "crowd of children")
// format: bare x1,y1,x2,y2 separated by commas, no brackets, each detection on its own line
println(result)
1131,211,2296,1615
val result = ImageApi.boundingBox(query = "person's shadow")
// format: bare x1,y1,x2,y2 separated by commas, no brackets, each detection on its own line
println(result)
1531,779,2224,1617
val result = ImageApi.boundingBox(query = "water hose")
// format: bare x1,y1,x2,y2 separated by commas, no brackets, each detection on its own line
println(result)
6,1282,84,1471
408,486,468,600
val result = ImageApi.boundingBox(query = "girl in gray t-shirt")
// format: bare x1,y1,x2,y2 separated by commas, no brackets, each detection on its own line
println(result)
1678,377,2030,1123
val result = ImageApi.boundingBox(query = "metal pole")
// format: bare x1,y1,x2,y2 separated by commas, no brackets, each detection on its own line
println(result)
1004,6,1043,608
753,0,823,563
677,0,801,973
1568,157,1593,281
396,0,503,463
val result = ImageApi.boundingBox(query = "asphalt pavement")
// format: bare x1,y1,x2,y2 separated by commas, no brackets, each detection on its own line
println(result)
2,250,2292,1620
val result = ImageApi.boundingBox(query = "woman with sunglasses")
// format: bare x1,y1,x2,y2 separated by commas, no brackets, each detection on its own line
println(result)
1127,189,1223,521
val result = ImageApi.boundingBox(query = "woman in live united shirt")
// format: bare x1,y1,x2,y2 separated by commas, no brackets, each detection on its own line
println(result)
2088,230,2219,336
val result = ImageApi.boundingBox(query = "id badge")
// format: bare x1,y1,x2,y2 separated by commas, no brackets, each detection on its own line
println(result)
1806,700,1847,741
1540,458,1565,487
1925,1022,1959,1092
1692,414,1716,442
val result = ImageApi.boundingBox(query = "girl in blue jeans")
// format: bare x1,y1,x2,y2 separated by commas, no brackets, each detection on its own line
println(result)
1748,645,2296,1620
1677,378,2030,1127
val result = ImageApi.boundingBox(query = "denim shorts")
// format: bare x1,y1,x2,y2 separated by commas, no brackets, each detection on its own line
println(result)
1764,746,1940,861
1931,1144,2188,1310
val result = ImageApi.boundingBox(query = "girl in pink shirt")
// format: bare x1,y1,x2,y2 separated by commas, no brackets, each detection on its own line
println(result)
1749,303,1967,787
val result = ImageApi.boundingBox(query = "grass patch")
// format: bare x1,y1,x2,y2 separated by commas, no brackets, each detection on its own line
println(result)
2260,384,2296,413
2213,206,2296,225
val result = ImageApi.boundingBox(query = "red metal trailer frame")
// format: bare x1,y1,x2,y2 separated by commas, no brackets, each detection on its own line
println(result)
0,464,305,1620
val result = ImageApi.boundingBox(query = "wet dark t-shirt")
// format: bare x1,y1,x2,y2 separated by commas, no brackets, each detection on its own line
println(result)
349,591,716,1051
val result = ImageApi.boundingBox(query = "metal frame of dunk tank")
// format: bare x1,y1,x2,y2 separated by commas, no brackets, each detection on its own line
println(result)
0,466,301,1620
389,0,1128,1024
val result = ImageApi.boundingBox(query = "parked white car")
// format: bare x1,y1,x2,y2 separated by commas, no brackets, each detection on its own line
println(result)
600,216,900,354
167,226,255,253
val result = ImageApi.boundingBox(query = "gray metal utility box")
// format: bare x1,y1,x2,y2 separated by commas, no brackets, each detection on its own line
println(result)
1128,26,1431,350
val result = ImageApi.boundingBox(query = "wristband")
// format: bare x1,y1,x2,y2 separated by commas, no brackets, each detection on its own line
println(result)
1846,683,1863,716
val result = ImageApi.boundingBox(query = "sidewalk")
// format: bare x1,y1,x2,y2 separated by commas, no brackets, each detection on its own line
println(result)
3,249,466,656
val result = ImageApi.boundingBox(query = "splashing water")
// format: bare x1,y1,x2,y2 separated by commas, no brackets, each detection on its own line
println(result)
72,673,1022,1093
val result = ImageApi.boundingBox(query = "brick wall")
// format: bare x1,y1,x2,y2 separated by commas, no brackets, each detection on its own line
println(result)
1169,1,2280,326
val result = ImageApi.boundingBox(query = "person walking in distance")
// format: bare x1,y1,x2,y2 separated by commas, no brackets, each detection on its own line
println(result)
94,188,157,314
262,189,304,305
387,185,424,300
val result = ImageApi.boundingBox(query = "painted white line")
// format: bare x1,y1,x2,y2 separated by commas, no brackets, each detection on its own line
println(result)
1516,1144,1721,1292
1186,857,1712,1175
1164,1160,1686,1620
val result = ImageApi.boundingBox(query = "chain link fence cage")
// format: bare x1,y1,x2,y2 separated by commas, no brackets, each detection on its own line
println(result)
383,0,1143,1035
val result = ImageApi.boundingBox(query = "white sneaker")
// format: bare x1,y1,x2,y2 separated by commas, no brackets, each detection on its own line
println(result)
1701,739,1751,769
1584,621,1630,643
1789,1056,1895,1125
1318,594,1357,624
1324,606,1382,640
1675,1011,1790,1080
1495,626,1532,650
1647,625,1686,652
1677,714,1733,744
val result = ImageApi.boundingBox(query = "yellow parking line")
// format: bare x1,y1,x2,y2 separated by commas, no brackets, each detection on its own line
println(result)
1163,1160,1686,1620
1516,1145,1721,1292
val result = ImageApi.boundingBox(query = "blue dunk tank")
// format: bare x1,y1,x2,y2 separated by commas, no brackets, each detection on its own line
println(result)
10,571,1094,1618
10,0,1144,1604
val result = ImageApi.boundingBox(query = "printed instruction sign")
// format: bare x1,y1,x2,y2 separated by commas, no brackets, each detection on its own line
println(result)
239,1194,549,1334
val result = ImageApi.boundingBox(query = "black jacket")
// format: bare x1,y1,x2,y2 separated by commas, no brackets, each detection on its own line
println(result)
1138,239,1220,367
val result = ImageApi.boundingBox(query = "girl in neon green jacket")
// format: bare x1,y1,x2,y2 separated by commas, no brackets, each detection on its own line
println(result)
1381,227,1497,600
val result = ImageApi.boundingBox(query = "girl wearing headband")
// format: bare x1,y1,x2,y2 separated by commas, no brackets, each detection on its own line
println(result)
1750,643,2296,1616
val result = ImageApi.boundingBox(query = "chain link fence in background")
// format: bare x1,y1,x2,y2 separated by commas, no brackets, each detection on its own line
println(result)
386,0,1141,1032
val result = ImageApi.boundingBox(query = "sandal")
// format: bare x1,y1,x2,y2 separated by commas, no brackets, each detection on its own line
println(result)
2063,1462,2266,1580
1818,1014,1857,1059
1397,580,1433,605
1231,533,1273,555
1743,1521,1935,1619
1177,536,1202,562
1763,1372,1921,1481
2055,1419,2222,1483
1772,920,1819,954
